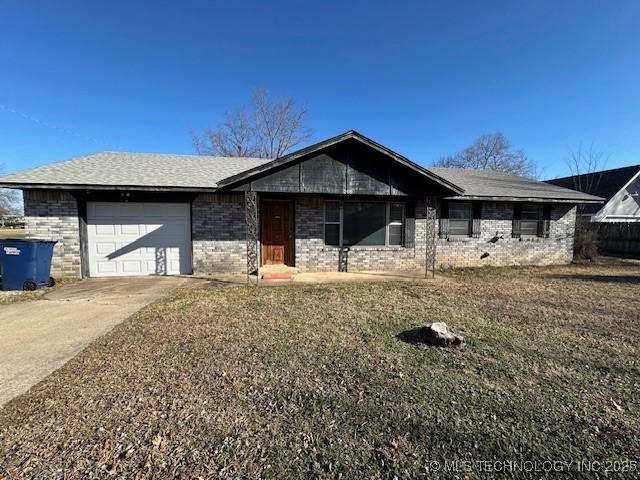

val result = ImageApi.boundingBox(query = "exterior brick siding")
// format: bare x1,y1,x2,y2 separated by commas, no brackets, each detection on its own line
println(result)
191,193,247,274
23,190,82,277
436,202,576,268
21,190,578,277
295,197,575,272
295,196,428,273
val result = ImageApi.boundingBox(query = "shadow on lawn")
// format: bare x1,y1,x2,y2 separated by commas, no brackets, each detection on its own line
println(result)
396,327,425,346
546,274,640,284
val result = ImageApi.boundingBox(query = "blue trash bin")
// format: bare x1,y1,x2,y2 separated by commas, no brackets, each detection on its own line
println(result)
0,239,57,291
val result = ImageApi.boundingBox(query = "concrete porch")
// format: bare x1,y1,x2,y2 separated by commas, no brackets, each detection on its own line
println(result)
259,264,299,280
198,269,439,285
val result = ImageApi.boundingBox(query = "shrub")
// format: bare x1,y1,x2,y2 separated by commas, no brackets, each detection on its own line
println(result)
574,216,599,260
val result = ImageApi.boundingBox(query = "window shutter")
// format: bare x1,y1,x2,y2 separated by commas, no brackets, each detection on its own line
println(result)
472,202,482,238
403,202,416,248
540,204,551,238
439,200,449,239
512,203,522,238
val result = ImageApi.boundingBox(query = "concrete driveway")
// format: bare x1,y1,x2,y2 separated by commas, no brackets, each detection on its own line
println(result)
0,276,188,406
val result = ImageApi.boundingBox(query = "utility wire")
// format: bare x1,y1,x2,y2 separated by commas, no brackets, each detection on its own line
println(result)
0,103,119,150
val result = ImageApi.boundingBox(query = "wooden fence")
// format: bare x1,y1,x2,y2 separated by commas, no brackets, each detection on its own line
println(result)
591,222,640,256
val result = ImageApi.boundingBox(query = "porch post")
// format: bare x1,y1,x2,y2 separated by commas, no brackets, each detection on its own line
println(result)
245,191,259,280
425,196,437,279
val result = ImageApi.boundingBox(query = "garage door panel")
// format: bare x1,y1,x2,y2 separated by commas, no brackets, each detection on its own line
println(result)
146,260,158,271
168,205,189,217
121,224,142,235
120,204,143,217
93,204,116,217
122,261,144,273
95,224,116,235
96,242,117,255
143,204,175,217
95,261,117,274
87,202,191,277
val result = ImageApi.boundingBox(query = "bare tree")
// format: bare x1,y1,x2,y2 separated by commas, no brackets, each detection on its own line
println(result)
565,142,607,194
563,143,608,261
192,87,313,158
0,163,20,215
0,191,17,215
433,132,536,177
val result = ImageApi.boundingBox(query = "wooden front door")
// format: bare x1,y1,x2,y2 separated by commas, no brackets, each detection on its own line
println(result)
261,200,293,266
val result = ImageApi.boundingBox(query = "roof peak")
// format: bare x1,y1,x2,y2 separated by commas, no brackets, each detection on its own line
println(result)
428,166,533,178
216,129,464,194
548,163,640,182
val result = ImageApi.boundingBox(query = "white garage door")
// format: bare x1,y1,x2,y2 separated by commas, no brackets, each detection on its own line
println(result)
87,202,192,277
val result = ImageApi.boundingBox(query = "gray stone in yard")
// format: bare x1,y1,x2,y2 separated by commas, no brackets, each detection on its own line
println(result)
423,322,464,347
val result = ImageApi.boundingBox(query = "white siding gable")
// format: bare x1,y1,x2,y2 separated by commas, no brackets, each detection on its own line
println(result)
594,170,640,222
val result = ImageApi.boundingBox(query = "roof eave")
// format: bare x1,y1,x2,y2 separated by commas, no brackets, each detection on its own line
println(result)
0,182,219,193
443,195,605,204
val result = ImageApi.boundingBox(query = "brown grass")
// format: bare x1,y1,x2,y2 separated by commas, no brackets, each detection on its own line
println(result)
0,262,638,478
0,277,79,305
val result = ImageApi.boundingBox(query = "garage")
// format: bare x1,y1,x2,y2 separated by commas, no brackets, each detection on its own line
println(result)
86,202,192,277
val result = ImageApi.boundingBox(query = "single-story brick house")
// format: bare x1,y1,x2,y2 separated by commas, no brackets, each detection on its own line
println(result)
0,131,603,278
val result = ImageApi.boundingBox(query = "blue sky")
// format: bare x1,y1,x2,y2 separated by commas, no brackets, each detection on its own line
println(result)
1,0,638,178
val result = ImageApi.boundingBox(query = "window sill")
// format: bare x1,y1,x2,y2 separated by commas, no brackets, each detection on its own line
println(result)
322,246,406,252
519,235,547,242
445,236,472,242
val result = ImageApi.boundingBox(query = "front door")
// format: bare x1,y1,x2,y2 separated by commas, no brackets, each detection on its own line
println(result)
261,200,293,266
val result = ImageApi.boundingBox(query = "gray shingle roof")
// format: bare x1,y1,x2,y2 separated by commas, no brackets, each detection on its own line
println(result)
0,152,272,190
0,148,605,203
428,167,604,203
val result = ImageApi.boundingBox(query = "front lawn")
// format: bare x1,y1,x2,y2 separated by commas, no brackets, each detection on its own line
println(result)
1,262,638,478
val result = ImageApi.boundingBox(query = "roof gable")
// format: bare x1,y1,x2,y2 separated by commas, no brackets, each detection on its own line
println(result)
216,130,464,195
593,169,640,220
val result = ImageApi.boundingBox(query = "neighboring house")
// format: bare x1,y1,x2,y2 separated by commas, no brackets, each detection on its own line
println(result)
546,165,640,222
0,131,602,278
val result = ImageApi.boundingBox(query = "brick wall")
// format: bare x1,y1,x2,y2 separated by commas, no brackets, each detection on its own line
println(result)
294,196,428,273
191,193,247,274
23,190,82,277
436,202,576,268
20,191,578,278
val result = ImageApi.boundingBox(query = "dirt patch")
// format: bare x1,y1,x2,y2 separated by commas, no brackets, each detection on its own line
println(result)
0,228,25,238
0,277,79,305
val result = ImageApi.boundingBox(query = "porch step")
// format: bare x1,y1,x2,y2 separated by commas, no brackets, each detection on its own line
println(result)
259,265,299,281
261,272,295,280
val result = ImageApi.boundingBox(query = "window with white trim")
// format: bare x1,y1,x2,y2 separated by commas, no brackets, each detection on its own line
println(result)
521,204,542,236
324,201,405,247
449,202,472,236
324,201,341,246
388,203,404,245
